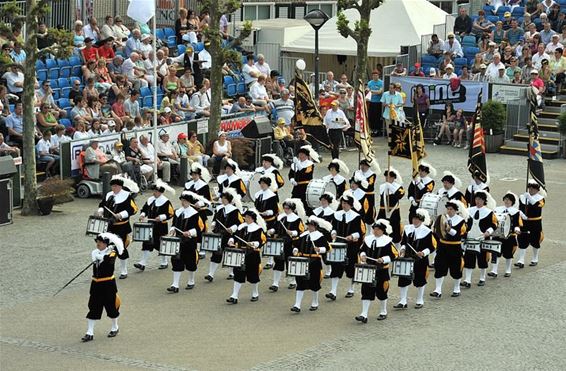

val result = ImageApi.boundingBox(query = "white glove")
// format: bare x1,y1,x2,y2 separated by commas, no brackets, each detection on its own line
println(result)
228,238,235,246
291,230,298,237
267,228,275,236
96,208,104,217
211,222,216,229
230,225,237,233
252,241,259,248
411,200,418,207
196,201,205,208
360,252,367,258
264,210,274,216
514,227,521,234
189,229,197,237
290,179,297,186
292,248,299,255
331,231,337,239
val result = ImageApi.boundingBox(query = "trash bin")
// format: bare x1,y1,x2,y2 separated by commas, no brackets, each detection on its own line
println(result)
0,156,17,226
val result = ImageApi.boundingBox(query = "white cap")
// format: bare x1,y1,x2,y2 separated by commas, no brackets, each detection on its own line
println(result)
531,69,539,74
498,65,505,70
141,34,150,41
164,107,172,113
445,64,454,70
108,120,116,126
429,67,436,75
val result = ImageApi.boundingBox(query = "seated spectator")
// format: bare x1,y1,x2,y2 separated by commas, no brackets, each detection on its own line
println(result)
273,118,293,145
111,94,131,128
4,101,23,145
511,69,523,84
442,64,457,79
50,124,71,149
73,20,85,48
410,63,425,77
492,64,511,83
71,96,92,124
540,22,556,45
390,62,407,77
125,137,153,182
230,96,255,114
159,107,180,125
452,109,467,148
442,33,463,58
501,12,512,31
472,11,494,40
83,17,100,43
112,16,130,44
36,80,66,118
36,130,59,176
187,131,209,166
174,87,196,120
88,119,104,137
156,131,180,175
434,102,455,145
98,37,115,62
0,132,20,157
83,77,100,100
427,34,444,57
486,53,505,80
242,54,260,85
73,121,90,140
124,90,142,121
438,51,453,75
530,69,545,106
459,65,472,80
163,66,180,93
506,57,521,79
428,67,438,78
550,47,566,91
68,79,83,106
254,54,271,77
179,68,195,94
108,55,124,81
123,52,153,89
522,56,535,81
139,34,153,59
540,59,555,95
84,139,118,179
100,15,116,41
2,65,24,98
269,88,294,125
124,29,142,58
532,43,551,69
139,134,170,182
81,37,99,62
189,82,211,117
483,41,497,63
36,103,60,131
211,131,232,176
545,34,563,54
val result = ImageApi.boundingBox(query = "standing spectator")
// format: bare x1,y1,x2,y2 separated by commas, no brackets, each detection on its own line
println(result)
254,54,271,77
36,130,59,176
124,90,142,121
412,84,430,124
156,131,180,176
139,134,171,183
187,131,210,167
175,8,190,44
427,34,444,57
443,33,463,58
380,84,403,130
242,54,260,85
269,88,294,125
322,71,339,92
211,131,232,176
198,42,212,70
336,88,354,123
367,69,383,136
454,7,472,36
83,17,100,43
532,43,551,69
323,100,350,159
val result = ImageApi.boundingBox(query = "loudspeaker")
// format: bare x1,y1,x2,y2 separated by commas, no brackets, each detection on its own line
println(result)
240,116,272,138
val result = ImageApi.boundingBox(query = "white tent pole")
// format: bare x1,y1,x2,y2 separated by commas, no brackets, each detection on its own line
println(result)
152,1,158,182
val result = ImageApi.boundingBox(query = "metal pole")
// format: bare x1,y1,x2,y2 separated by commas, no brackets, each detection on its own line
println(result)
152,0,158,182
314,28,319,104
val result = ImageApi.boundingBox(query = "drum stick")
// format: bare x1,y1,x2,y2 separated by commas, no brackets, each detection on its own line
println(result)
364,256,382,263
104,206,118,218
217,220,254,248
334,235,349,242
405,243,422,259
216,220,232,234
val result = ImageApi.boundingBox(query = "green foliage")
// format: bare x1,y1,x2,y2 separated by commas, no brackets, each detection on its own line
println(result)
481,101,507,133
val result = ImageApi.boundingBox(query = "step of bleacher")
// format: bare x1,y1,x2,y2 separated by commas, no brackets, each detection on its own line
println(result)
513,129,561,144
537,121,560,132
500,140,559,159
541,105,562,113
543,97,566,107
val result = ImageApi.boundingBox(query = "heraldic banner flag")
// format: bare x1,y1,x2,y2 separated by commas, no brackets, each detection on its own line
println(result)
527,88,546,190
354,81,378,168
467,91,488,183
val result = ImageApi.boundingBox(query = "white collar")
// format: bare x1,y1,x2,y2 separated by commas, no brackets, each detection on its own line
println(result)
185,178,206,190
315,206,334,216
380,182,401,194
470,182,488,191
148,194,168,207
324,174,345,185
255,166,276,174
176,206,197,218
404,223,432,239
439,186,460,197
295,159,313,170
419,176,433,184
446,214,464,224
495,206,519,215
359,169,374,178
278,212,299,222
468,205,492,219
335,209,359,223
107,189,129,204
91,247,112,262
364,234,393,247
238,222,261,232
218,203,237,214
352,188,365,200
255,189,276,200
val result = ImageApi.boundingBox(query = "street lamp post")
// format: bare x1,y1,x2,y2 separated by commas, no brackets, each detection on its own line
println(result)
304,9,329,99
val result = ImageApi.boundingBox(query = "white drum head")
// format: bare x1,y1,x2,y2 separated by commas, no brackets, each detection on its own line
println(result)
248,172,265,202
306,179,337,208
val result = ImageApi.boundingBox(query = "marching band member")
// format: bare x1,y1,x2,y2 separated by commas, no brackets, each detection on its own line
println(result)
356,219,398,323
268,199,306,291
462,190,497,288
324,159,349,195
216,159,247,199
185,162,213,201
464,171,490,207
226,209,267,304
253,174,280,269
289,145,319,214
378,168,405,246
255,153,285,190
407,162,436,222
313,192,339,278
167,191,206,293
437,171,467,205
491,191,523,277
353,159,379,223
327,193,366,300
82,233,124,342
395,209,436,309
516,181,545,268
349,175,375,225
97,176,139,279
430,200,467,298
134,180,175,271
290,216,332,313
206,189,244,281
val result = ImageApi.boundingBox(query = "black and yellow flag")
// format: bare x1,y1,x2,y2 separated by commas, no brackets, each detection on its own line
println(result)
528,88,546,190
388,123,412,159
467,91,488,183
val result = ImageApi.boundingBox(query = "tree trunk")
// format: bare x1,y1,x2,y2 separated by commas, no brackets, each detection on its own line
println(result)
352,7,371,117
207,0,223,142
21,0,39,216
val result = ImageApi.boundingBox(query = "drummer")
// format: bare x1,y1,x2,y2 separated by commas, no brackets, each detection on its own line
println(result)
255,154,285,190
352,159,379,221
206,189,244,282
268,198,306,291
491,191,523,277
324,159,349,195
327,193,366,300
290,216,332,313
134,180,175,271
253,174,280,269
349,175,375,226
313,192,339,278
394,209,436,309
464,170,490,207
407,162,436,222
378,168,405,247
462,190,498,288
167,191,206,293
516,180,545,268
185,162,213,201
289,145,319,215
437,171,467,206
217,159,247,199
356,219,398,323
226,209,267,304
430,200,467,299
97,176,139,279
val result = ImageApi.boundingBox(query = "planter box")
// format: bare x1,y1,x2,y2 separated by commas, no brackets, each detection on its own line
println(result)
485,133,504,153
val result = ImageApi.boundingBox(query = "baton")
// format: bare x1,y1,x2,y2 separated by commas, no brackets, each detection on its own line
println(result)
53,261,94,297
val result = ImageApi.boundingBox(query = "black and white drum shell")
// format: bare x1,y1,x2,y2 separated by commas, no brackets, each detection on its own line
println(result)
133,222,153,242
391,258,414,278
201,233,222,252
419,193,447,223
159,236,180,256
481,240,502,254
353,264,377,284
86,216,110,236
263,238,284,256
492,213,511,239
327,243,347,263
287,257,309,277
306,179,337,208
463,238,481,253
223,248,245,268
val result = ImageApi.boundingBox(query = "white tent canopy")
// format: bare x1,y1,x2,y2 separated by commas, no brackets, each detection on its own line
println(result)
283,0,448,57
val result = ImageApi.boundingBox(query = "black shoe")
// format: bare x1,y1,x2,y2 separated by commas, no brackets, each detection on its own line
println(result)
324,274,330,279
504,273,511,277
428,263,435,269
377,314,387,321
514,262,525,268
227,274,234,280
107,329,119,338
393,303,408,309
345,292,354,298
355,315,368,323
309,306,318,311
477,280,485,286
263,263,273,270
290,306,301,313
269,285,279,292
415,303,424,309
133,263,145,271
119,274,127,279
460,281,471,288
81,334,94,342
487,272,497,278
325,293,337,301
250,296,259,302
167,286,179,293
430,292,441,298
529,261,538,266
185,284,195,290
204,275,214,282
451,292,461,297
158,264,168,270
226,297,238,304
288,283,297,289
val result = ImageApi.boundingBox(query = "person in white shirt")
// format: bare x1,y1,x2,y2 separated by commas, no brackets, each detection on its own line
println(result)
486,54,506,80
83,17,100,43
442,33,464,58
249,74,271,111
254,54,271,77
36,130,59,176
198,43,212,70
242,54,260,85
2,65,24,95
189,81,211,117
139,34,153,59
139,134,171,183
156,131,179,177
545,34,563,54
442,64,458,79
324,101,351,159
491,65,511,83
532,43,551,69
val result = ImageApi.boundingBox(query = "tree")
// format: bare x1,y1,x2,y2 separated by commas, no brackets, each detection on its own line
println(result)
0,0,72,215
336,0,382,106
200,0,251,141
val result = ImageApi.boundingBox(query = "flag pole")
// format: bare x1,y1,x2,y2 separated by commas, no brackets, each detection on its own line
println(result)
152,0,158,182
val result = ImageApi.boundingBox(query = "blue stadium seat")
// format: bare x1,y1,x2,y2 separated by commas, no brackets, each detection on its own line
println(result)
140,86,152,97
454,57,468,67
142,95,153,108
483,5,495,14
69,76,81,87
9,104,14,113
421,54,438,64
167,36,177,49
177,44,186,55
57,59,71,78
464,46,480,57
512,6,524,17
60,87,71,98
223,76,237,97
163,28,175,38
236,81,247,95
487,15,499,23
37,70,47,81
59,118,72,128
495,6,510,17
58,98,71,109
57,78,70,88
462,35,477,47
156,29,166,41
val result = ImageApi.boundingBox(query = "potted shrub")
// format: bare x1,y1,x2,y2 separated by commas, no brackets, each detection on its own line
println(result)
558,111,566,158
481,100,507,153
37,178,74,215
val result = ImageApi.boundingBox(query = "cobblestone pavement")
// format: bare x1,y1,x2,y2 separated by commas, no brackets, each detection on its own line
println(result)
1,140,565,370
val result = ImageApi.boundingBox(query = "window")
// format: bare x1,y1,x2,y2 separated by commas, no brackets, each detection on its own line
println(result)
306,2,335,17
244,6,257,20
243,4,273,20
258,5,271,20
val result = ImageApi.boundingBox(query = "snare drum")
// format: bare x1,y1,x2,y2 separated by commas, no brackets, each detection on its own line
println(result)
327,243,347,263
353,264,377,284
239,171,254,202
159,236,180,256
287,257,309,277
133,222,153,242
391,258,414,278
306,179,337,208
419,193,447,223
201,233,222,252
481,240,502,254
86,216,110,236
263,238,284,256
223,248,245,268
463,239,481,253
248,172,265,202
492,213,511,239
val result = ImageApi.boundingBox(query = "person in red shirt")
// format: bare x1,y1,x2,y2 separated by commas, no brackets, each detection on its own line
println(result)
410,63,425,77
81,37,99,62
97,37,115,62
111,94,131,129
529,69,545,107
